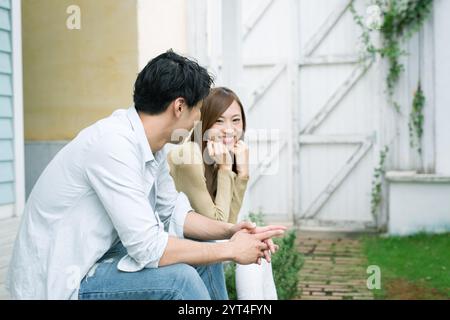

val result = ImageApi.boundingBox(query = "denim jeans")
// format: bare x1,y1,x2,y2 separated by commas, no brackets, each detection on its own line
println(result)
78,241,228,300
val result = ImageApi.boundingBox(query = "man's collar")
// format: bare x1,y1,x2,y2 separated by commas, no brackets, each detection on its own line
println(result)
126,107,155,164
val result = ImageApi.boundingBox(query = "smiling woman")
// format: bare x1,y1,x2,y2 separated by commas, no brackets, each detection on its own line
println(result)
168,87,248,224
193,87,247,197
168,87,279,300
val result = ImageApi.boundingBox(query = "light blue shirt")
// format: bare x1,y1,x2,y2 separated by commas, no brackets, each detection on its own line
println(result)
7,107,192,299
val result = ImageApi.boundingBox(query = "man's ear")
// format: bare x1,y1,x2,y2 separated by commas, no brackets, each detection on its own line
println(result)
173,97,186,118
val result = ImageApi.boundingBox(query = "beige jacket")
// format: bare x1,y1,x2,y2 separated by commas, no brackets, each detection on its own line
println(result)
167,142,248,224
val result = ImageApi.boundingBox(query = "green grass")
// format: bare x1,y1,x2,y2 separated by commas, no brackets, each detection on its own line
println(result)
363,232,450,299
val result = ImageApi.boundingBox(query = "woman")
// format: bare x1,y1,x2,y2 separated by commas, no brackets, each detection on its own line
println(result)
167,87,278,300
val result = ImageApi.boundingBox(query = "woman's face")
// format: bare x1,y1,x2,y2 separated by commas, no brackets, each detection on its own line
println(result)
208,100,244,151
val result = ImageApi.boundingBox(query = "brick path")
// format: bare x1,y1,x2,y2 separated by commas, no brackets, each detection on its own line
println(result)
295,233,375,300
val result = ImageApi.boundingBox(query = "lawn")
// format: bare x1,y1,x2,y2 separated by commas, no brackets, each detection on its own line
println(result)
363,232,450,300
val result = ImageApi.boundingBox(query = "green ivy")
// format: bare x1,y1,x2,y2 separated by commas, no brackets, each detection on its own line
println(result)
351,0,434,112
371,146,389,218
377,0,433,99
409,82,425,154
349,3,377,61
351,1,433,214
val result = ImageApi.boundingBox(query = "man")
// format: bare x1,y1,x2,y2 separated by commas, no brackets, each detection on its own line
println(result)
7,50,285,300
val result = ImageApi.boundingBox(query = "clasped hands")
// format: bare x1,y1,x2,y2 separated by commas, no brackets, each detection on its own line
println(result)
228,221,287,265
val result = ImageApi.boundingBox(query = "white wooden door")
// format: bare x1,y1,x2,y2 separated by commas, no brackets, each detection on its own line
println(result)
296,0,384,231
189,0,386,231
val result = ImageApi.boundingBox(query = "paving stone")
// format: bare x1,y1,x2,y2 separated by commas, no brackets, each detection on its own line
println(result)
295,234,374,300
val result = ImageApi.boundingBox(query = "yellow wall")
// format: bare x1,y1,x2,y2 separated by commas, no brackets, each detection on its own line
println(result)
22,0,139,140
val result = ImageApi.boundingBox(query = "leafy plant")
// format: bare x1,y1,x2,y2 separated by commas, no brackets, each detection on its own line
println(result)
377,0,433,101
409,82,425,154
271,230,304,299
351,1,433,214
349,3,377,61
371,146,389,219
224,262,237,300
351,0,434,112
248,210,266,227
225,212,304,300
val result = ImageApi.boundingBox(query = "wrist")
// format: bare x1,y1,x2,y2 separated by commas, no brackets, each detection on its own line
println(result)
236,164,249,177
217,241,235,262
237,171,249,179
219,164,232,171
224,222,234,239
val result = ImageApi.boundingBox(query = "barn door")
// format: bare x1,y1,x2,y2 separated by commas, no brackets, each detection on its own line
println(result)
239,0,298,223
296,0,383,231
189,0,385,230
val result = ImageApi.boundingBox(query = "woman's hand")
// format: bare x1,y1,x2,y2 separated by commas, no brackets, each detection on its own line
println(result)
207,140,233,171
261,238,279,263
233,140,249,178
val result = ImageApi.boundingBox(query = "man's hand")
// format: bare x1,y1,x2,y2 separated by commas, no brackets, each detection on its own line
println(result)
228,221,287,263
228,229,285,265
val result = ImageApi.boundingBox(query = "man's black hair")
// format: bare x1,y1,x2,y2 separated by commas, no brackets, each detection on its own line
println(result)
133,49,214,115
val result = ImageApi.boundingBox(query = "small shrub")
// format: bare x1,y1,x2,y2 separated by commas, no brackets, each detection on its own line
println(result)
224,262,237,300
271,230,304,299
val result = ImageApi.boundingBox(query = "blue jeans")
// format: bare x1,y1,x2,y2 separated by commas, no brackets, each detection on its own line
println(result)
78,241,228,300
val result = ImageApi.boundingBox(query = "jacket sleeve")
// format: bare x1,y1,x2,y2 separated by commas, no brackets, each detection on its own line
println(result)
85,132,168,271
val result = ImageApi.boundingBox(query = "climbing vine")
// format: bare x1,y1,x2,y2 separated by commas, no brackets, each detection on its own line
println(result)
349,4,377,61
351,0,434,111
371,146,389,218
351,1,433,215
409,82,425,154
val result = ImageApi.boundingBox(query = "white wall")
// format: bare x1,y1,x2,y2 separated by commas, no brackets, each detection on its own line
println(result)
434,0,450,175
137,0,188,69
383,1,450,235
387,174,450,235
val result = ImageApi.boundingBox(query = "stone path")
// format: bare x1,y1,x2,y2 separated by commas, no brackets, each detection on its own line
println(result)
295,233,375,300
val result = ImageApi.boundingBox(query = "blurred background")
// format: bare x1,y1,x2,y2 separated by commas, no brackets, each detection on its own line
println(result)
0,0,449,300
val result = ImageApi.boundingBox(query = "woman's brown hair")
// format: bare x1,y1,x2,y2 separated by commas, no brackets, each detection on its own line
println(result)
191,87,246,199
